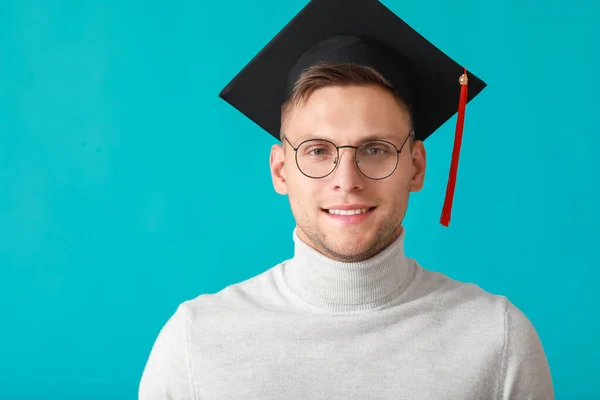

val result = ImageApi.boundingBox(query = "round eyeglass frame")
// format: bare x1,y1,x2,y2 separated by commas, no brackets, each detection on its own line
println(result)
282,130,415,180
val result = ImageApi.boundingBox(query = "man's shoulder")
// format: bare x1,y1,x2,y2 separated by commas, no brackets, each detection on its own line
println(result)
414,263,540,337
175,261,287,320
413,263,515,322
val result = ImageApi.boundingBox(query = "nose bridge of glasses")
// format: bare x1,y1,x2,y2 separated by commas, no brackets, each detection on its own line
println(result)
333,145,359,166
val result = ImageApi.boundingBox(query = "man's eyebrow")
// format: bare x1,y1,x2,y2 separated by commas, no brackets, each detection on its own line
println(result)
360,132,405,142
292,132,405,144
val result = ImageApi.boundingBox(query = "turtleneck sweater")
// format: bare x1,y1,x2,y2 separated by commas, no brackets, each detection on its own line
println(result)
282,227,416,313
139,228,554,399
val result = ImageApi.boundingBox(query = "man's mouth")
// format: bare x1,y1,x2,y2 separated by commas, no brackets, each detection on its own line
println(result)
322,207,376,215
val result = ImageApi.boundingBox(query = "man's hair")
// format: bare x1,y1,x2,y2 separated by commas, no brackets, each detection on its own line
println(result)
280,62,414,144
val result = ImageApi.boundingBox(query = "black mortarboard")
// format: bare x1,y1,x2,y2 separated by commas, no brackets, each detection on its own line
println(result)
219,0,487,226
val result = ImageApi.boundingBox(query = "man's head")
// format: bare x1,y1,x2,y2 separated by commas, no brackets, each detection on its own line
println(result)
269,63,427,262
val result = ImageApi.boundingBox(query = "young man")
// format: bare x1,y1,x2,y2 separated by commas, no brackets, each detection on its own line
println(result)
139,0,554,398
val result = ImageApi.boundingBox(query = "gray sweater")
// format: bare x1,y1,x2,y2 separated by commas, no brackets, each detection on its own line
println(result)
139,229,554,399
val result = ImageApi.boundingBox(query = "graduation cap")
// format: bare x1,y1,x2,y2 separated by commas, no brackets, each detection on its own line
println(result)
219,0,487,226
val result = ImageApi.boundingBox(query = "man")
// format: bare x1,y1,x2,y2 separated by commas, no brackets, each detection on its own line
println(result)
139,0,554,398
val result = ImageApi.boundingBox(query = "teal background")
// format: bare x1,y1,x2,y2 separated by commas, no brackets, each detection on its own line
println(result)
1,0,598,398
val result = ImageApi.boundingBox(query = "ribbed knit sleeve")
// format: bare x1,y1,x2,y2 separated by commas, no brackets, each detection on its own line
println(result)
497,300,554,399
139,304,197,400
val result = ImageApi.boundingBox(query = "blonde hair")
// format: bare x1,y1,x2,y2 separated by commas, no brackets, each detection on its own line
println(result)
280,62,413,139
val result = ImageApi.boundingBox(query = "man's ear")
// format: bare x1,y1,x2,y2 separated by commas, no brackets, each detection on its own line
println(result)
270,143,288,195
409,140,426,192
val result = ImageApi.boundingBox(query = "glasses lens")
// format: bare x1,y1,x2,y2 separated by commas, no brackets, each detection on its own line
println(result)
357,141,398,179
296,139,337,178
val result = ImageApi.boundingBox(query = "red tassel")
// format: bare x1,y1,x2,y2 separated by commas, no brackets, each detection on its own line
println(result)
440,68,469,227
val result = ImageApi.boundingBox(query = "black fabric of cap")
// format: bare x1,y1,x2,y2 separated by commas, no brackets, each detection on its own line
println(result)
219,0,487,142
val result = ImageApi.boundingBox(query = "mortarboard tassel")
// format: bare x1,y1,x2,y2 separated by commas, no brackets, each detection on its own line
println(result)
440,68,469,227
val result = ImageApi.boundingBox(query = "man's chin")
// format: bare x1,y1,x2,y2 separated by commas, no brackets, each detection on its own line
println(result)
319,233,381,262
296,221,389,262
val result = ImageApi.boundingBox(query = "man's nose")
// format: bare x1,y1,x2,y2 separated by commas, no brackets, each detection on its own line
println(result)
331,148,366,191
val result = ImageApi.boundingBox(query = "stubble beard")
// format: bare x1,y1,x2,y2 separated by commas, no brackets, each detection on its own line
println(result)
295,206,406,263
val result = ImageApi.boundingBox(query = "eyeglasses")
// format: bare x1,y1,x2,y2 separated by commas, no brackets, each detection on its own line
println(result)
282,130,414,180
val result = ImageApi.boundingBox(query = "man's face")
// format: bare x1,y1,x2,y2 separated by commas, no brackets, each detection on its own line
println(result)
270,84,426,262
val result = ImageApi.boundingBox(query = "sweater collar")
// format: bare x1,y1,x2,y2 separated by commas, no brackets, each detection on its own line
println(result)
282,227,416,313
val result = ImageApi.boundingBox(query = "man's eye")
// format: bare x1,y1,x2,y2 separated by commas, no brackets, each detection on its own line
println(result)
363,147,388,155
307,147,331,156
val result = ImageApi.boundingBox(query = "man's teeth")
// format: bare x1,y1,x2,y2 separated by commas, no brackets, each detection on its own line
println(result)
328,208,371,215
